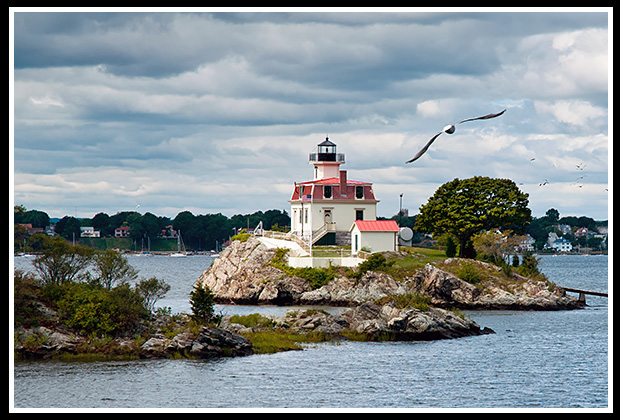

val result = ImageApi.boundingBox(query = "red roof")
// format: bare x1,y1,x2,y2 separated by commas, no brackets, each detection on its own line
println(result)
296,177,370,185
289,179,377,202
352,220,400,232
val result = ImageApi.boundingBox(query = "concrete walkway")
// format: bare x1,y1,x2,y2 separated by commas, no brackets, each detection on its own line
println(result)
257,236,309,256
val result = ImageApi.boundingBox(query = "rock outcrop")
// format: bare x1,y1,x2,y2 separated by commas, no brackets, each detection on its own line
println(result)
197,237,581,310
197,238,308,305
224,302,492,342
406,262,580,310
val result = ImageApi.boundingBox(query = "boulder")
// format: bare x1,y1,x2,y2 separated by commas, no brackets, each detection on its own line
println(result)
196,238,308,305
189,327,253,358
342,301,486,341
406,262,581,310
141,334,169,356
300,271,408,306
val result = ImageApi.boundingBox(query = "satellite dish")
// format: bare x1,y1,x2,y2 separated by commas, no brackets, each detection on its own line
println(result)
399,227,413,241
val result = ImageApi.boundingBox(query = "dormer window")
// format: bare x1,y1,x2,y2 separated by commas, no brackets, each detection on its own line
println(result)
324,185,332,199
355,186,364,199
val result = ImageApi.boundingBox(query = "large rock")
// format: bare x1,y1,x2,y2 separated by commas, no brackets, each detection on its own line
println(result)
141,327,253,359
196,238,581,310
407,262,581,310
299,271,408,306
188,327,253,358
273,302,490,341
343,302,486,341
196,238,309,305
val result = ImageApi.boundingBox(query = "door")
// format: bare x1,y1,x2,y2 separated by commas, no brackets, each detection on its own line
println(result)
324,209,332,224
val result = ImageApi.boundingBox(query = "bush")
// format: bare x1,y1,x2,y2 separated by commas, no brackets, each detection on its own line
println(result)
231,230,251,242
457,262,482,285
229,313,275,329
57,282,148,336
351,253,393,280
518,254,545,279
269,248,335,289
135,277,171,312
189,283,215,323
445,236,457,258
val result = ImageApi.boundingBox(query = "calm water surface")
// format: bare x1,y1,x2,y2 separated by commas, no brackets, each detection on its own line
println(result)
12,254,609,409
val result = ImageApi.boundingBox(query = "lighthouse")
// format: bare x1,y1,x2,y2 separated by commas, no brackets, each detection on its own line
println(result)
289,137,380,246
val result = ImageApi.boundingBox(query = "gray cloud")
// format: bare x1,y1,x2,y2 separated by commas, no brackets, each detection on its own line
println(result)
11,9,610,220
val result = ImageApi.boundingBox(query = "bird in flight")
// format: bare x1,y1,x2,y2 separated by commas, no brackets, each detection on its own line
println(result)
406,109,506,163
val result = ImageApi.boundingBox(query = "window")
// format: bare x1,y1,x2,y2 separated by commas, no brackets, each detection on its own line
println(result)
355,186,364,199
324,185,332,199
356,210,364,220
304,208,308,224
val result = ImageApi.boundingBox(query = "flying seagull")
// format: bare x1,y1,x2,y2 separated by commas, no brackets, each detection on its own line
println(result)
406,109,506,163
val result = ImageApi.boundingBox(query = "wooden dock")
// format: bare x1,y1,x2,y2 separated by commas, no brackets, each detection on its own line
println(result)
561,287,608,304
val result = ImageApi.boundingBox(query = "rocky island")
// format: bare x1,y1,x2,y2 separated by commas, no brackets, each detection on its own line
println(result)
14,236,581,361
197,237,581,311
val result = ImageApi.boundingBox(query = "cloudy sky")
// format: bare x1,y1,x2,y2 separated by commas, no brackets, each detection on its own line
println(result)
10,8,611,222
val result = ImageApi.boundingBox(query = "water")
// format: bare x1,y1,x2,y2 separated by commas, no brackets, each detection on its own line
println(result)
12,254,609,409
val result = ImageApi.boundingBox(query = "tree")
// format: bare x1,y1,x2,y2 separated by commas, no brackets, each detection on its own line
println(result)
54,216,82,240
92,249,139,290
472,230,524,265
545,208,560,224
415,176,532,258
189,283,215,323
32,236,94,285
135,277,171,313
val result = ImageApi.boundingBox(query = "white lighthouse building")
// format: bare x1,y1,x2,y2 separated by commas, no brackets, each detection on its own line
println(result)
289,137,396,247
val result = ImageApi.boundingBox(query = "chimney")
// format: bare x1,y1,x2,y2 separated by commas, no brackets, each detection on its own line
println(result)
339,170,347,196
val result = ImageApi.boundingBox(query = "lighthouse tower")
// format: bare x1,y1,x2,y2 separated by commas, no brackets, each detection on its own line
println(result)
289,137,379,245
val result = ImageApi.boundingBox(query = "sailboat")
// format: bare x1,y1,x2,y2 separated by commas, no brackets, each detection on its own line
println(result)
169,230,187,257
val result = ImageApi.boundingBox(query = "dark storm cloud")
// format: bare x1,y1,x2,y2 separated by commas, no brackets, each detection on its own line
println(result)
11,9,610,219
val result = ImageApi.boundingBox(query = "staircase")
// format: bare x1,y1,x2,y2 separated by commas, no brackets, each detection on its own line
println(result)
311,222,336,245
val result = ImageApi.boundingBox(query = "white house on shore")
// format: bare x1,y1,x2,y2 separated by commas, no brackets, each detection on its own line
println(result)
551,237,573,252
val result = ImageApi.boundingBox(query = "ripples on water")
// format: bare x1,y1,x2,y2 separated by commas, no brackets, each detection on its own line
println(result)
12,254,609,409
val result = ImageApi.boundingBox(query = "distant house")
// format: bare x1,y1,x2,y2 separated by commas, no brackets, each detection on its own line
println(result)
597,226,608,235
574,227,590,237
556,224,572,235
546,232,559,247
519,234,536,252
552,237,573,252
17,223,45,235
80,227,100,238
350,220,400,254
115,226,131,238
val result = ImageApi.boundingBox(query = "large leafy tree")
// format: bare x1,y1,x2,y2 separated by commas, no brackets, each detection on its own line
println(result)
415,176,532,258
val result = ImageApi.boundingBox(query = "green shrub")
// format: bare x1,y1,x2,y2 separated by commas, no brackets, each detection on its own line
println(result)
231,230,251,242
189,283,215,323
57,282,148,336
269,248,335,289
229,313,275,329
457,262,482,284
377,293,432,312
392,293,432,311
351,253,393,279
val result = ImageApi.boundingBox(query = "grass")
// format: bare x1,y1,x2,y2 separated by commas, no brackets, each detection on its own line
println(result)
368,246,448,280
241,330,331,354
269,248,335,289
376,292,432,312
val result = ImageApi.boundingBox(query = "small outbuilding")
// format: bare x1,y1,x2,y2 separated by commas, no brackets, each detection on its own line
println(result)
350,220,400,255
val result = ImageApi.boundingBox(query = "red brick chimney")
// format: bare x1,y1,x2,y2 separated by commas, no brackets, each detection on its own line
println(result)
339,170,347,196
